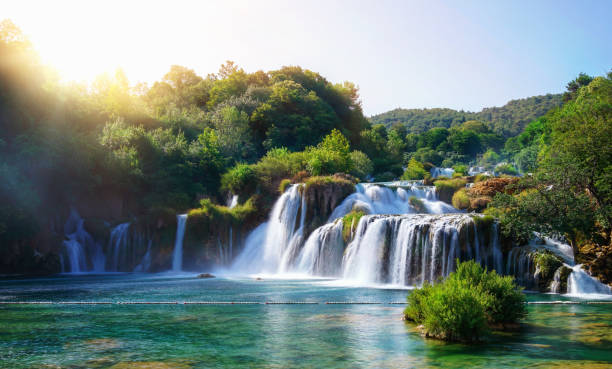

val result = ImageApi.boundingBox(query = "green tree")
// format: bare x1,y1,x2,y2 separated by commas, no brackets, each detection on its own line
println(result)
401,158,428,180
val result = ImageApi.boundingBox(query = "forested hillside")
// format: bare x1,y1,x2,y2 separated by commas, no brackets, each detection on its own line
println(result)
370,94,562,137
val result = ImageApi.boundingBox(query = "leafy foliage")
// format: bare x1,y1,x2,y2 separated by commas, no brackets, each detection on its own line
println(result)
405,261,526,342
401,158,428,180
489,73,612,248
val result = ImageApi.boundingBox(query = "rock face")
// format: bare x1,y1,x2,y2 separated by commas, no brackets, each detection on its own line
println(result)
579,243,612,286
302,175,356,236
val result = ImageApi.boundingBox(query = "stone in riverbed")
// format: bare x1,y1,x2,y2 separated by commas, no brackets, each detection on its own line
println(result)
196,273,215,278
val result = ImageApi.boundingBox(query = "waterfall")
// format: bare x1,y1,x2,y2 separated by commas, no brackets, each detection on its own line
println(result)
231,222,268,273
550,267,563,293
172,214,188,272
230,181,611,294
256,184,304,273
295,220,344,276
109,222,130,271
63,239,87,273
134,240,152,272
567,265,612,297
328,183,457,221
227,194,238,209
505,246,536,289
340,214,499,285
430,167,454,178
61,209,104,273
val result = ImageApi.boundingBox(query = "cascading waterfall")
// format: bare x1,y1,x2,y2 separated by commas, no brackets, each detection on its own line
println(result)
328,183,457,221
172,214,188,272
229,181,611,296
339,214,503,285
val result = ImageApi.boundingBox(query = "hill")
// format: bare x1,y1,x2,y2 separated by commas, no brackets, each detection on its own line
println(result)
370,94,562,137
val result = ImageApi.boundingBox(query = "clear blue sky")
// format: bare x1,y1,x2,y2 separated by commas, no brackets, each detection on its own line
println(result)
6,0,612,115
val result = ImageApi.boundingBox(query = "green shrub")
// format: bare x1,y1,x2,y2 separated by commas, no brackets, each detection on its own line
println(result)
348,150,373,179
401,158,427,180
221,163,257,195
452,188,470,210
404,260,526,342
306,129,352,176
409,196,427,213
188,197,257,228
453,164,468,176
495,163,519,176
421,278,489,342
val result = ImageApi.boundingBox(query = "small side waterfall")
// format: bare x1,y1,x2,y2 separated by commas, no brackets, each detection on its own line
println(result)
430,167,454,178
134,240,152,272
61,209,104,273
172,214,188,272
567,265,612,296
109,222,130,271
258,184,304,273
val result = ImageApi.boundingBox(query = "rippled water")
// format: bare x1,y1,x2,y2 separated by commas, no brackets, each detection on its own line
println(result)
1,274,612,368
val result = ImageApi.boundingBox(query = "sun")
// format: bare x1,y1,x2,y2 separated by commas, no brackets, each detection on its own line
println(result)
4,1,179,84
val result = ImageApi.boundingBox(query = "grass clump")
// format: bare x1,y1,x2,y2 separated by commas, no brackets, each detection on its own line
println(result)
278,179,292,194
452,188,470,209
474,173,491,183
304,175,355,191
342,210,365,242
409,196,427,213
434,178,467,192
404,260,526,342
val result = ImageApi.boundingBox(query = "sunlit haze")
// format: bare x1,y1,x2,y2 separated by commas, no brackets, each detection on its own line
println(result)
5,0,612,115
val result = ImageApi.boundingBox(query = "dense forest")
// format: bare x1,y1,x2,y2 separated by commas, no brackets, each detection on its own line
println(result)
0,18,610,281
370,94,563,137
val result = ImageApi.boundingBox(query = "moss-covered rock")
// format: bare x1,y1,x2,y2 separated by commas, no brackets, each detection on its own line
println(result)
342,210,364,242
409,196,428,213
452,188,470,210
434,178,467,205
533,251,563,291
303,175,356,235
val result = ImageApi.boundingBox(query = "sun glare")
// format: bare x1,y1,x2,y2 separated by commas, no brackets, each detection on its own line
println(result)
5,1,213,84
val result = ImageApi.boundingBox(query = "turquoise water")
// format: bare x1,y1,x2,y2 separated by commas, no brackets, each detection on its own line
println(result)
1,274,612,368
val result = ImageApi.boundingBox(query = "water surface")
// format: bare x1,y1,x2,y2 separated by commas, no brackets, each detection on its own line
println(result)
1,274,611,368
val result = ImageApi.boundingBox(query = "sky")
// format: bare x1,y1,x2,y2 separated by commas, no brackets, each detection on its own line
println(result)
4,0,612,116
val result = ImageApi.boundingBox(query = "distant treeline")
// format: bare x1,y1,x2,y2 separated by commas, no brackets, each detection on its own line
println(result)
369,94,563,137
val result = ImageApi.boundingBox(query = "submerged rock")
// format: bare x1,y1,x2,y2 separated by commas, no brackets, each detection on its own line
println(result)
196,273,215,278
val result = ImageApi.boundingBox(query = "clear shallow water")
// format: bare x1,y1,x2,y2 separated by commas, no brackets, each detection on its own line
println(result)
1,274,612,368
